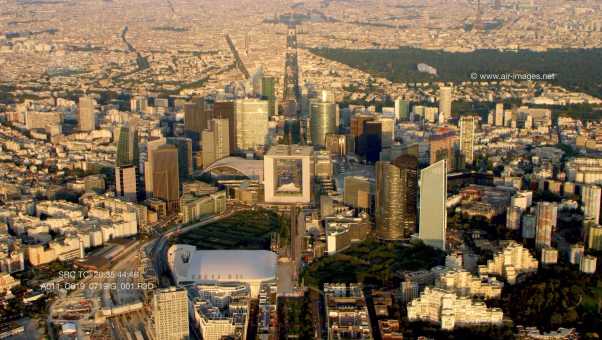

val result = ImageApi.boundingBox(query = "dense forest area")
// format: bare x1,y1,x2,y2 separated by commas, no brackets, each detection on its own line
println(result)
311,47,602,99
302,238,445,289
499,265,602,338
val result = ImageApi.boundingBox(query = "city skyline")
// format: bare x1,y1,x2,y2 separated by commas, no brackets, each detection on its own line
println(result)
0,0,601,339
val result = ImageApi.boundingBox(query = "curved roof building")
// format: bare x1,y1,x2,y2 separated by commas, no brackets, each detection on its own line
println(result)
168,244,277,297
201,156,264,182
375,154,418,240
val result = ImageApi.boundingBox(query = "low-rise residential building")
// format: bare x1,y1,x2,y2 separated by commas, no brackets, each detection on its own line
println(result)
435,269,503,299
190,283,250,340
580,255,597,274
256,283,278,340
5,196,143,266
180,191,227,224
569,244,585,265
325,215,372,255
541,247,559,265
378,320,403,340
407,287,504,330
0,272,19,293
478,241,538,284
324,283,372,339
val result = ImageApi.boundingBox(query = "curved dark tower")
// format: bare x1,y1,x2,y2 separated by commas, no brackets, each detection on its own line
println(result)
375,154,418,240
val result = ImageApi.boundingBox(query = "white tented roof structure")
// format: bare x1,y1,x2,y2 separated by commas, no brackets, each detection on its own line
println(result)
168,244,277,296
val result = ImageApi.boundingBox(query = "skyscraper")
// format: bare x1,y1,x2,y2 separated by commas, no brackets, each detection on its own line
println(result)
151,144,180,213
375,155,418,240
506,206,522,230
459,116,477,165
213,101,236,153
394,98,410,121
495,103,504,126
78,96,96,132
283,119,302,145
344,176,374,211
378,116,395,148
535,202,557,250
115,125,139,167
166,137,193,179
419,160,447,250
309,90,337,147
582,185,601,224
234,99,269,150
261,76,277,117
351,115,375,157
201,118,230,168
438,86,453,124
152,287,189,340
588,225,602,251
184,97,210,149
114,124,140,202
144,138,166,199
130,96,147,113
362,121,382,163
430,129,456,172
325,133,348,156
383,143,421,162
251,66,265,96
487,111,494,125
115,165,138,202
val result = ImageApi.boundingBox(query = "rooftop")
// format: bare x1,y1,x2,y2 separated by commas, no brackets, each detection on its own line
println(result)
265,144,313,157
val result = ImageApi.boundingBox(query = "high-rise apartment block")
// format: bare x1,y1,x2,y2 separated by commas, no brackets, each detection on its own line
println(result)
438,86,453,124
506,206,522,230
115,165,138,202
588,225,602,251
582,184,601,224
459,116,477,165
495,103,504,126
78,96,96,132
153,287,189,340
394,98,410,121
535,202,557,249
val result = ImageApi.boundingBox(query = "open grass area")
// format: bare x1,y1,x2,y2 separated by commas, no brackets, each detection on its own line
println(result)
176,209,288,250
